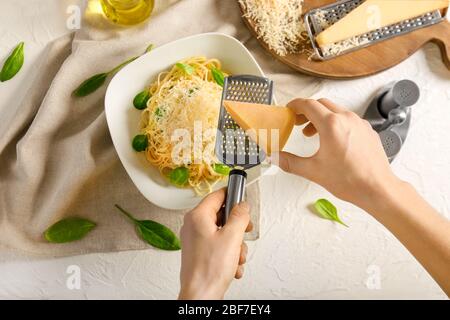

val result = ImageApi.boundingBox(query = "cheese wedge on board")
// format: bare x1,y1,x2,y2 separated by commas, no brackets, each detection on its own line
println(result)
316,0,450,47
223,101,295,155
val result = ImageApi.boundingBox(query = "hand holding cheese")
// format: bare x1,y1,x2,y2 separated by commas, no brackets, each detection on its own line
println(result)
274,98,450,297
316,0,449,47
276,98,396,205
223,101,295,155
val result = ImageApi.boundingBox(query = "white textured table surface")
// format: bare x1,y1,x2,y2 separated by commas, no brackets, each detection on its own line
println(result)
0,0,449,299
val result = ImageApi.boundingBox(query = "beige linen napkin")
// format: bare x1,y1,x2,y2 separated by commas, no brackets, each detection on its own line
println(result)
0,0,321,257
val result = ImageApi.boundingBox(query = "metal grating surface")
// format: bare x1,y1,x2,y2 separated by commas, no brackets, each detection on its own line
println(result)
304,0,444,60
215,75,273,168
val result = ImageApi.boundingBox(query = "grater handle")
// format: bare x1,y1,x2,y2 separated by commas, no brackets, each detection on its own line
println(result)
221,169,247,227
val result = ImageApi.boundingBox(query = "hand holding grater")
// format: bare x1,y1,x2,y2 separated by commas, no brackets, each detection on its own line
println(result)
215,75,273,226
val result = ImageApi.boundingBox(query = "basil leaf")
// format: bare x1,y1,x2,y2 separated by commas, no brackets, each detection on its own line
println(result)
72,73,108,97
133,90,150,110
44,217,96,243
213,163,230,175
144,44,154,53
73,43,153,98
108,56,137,75
211,67,224,87
169,167,189,186
73,57,136,97
0,42,25,82
136,220,181,250
176,62,194,75
115,205,181,251
313,199,348,227
132,134,148,152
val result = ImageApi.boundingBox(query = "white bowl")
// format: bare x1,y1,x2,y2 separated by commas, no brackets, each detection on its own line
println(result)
105,33,266,210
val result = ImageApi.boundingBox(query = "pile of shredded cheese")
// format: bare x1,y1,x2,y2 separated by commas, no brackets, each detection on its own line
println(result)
240,1,374,59
240,0,307,56
321,36,370,57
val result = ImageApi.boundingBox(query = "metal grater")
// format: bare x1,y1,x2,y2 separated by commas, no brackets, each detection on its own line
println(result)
304,0,445,60
215,75,273,226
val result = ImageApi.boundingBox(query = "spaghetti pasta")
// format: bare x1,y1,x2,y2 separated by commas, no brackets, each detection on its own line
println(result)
139,56,228,195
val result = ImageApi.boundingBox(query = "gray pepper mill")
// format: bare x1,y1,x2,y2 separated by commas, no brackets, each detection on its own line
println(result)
364,79,420,162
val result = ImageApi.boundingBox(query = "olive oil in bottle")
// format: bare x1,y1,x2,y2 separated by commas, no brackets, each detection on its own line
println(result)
100,0,154,25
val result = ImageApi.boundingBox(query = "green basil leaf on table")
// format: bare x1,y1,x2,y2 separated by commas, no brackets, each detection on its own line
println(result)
169,167,189,186
132,134,148,152
0,42,25,82
115,205,181,251
133,90,151,110
211,67,224,87
213,163,230,175
44,217,96,243
73,43,154,97
72,73,108,97
313,198,348,227
176,62,194,75
144,43,154,54
72,56,136,97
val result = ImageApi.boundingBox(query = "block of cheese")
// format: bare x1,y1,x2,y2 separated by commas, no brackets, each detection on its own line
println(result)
316,0,449,47
223,101,295,155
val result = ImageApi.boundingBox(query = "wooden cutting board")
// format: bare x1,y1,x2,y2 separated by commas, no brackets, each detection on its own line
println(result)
239,0,450,79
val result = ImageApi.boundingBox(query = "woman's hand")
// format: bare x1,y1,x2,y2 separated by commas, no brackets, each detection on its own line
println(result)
274,98,450,296
275,98,400,209
178,189,252,300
